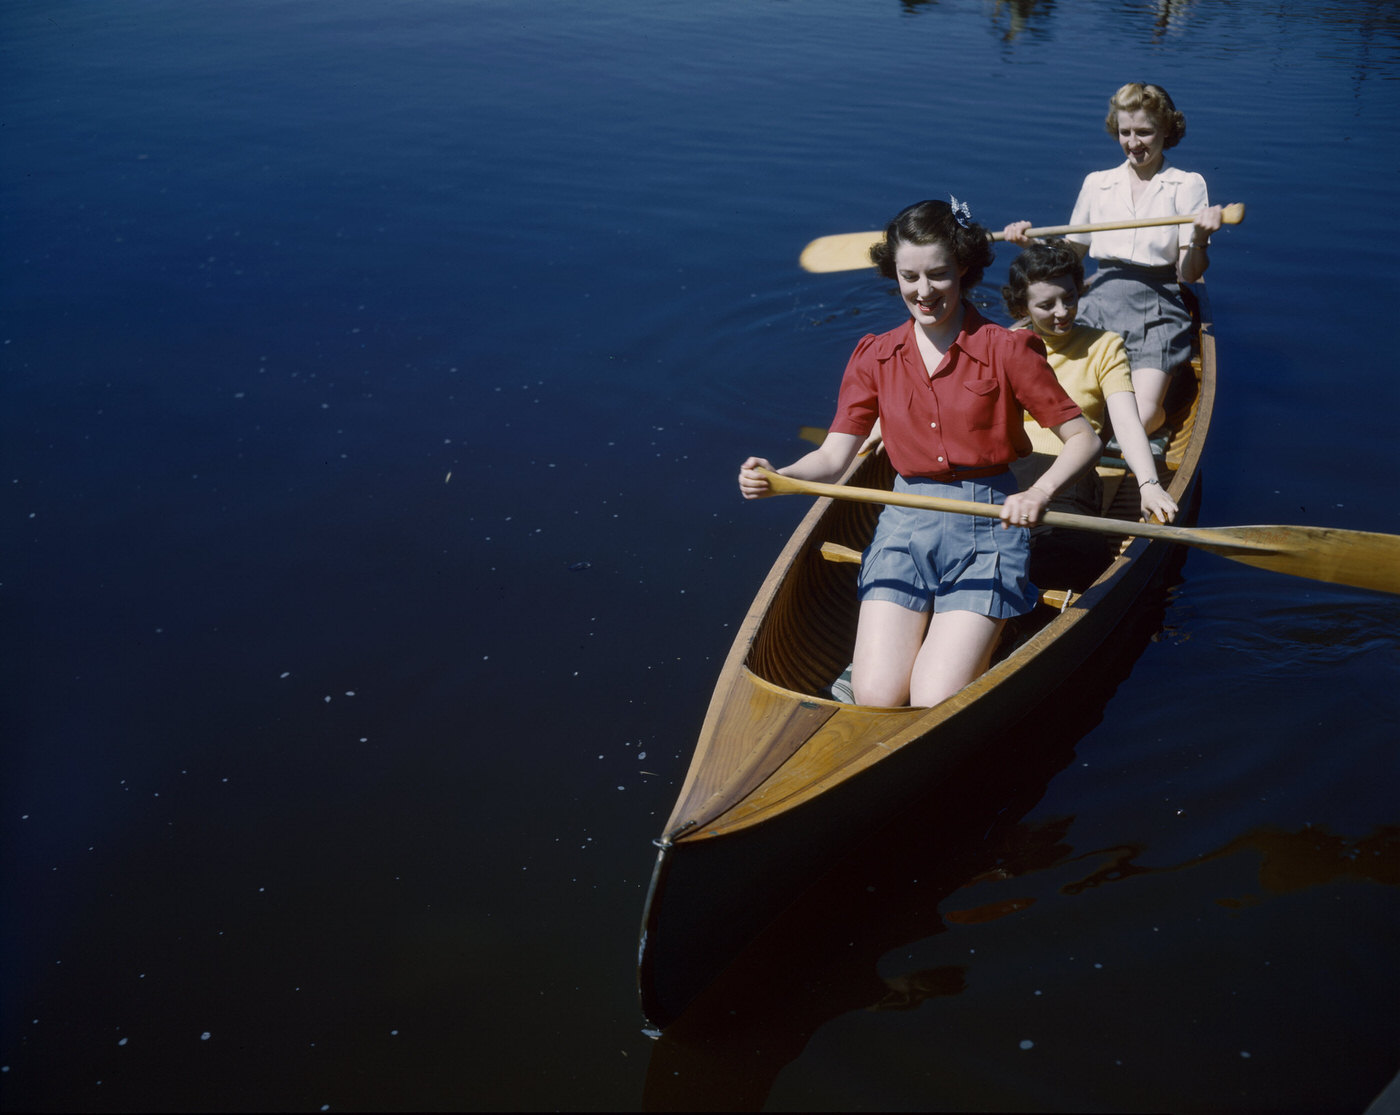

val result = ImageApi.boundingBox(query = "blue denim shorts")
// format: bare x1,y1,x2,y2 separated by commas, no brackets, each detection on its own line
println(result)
857,471,1035,618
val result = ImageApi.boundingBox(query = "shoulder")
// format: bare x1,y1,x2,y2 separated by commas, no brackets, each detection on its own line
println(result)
965,311,1048,364
1158,164,1209,203
850,320,913,363
1081,166,1122,190
1157,164,1205,186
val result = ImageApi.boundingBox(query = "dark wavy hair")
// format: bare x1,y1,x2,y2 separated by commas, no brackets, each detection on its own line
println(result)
869,199,994,291
1105,82,1186,149
1001,242,1084,320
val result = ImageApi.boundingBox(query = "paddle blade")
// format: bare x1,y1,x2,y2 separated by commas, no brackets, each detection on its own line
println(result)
797,425,828,446
799,231,882,273
1194,524,1400,596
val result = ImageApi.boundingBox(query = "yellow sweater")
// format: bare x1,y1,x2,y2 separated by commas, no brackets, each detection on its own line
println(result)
1023,324,1133,437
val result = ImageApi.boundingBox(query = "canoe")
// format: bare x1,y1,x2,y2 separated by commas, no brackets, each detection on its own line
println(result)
638,285,1216,1032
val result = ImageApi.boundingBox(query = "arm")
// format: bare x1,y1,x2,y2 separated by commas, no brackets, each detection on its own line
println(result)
739,431,864,500
1001,220,1089,259
1177,204,1222,283
1105,391,1179,522
1000,416,1101,526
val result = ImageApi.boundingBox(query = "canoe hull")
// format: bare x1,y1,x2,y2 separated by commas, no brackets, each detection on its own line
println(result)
640,287,1215,1031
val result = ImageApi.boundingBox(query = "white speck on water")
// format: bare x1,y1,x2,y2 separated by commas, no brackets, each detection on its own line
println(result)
618,785,625,790
638,752,647,760
118,1038,128,1047
200,1032,211,1041
324,695,332,703
344,690,355,697
281,671,291,679
1241,1051,1251,1058
1019,1040,1034,1050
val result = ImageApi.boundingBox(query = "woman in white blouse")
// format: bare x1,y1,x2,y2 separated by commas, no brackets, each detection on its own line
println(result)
1004,83,1223,434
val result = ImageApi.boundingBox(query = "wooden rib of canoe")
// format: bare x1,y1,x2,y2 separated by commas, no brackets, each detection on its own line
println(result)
638,285,1216,1033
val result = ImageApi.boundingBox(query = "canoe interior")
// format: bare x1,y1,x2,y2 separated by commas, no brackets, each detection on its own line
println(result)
749,307,1206,699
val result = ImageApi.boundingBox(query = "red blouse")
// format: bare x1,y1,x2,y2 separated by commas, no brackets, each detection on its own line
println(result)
828,305,1082,481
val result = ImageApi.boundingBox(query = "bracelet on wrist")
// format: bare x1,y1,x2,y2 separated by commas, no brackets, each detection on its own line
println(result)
1140,477,1160,487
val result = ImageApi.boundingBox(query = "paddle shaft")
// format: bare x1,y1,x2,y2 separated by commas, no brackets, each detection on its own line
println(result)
798,203,1244,273
761,469,1259,547
1008,201,1245,241
758,469,1400,596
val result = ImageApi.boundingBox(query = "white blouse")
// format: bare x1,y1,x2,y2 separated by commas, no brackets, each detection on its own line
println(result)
1065,162,1210,267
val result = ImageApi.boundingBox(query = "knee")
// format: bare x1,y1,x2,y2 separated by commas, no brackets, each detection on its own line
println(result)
851,670,909,708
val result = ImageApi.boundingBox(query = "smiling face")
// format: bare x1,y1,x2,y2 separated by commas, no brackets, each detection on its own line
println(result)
894,240,966,331
1024,276,1079,338
1116,108,1166,176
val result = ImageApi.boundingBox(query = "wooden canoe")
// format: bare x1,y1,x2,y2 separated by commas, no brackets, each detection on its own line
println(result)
638,286,1216,1032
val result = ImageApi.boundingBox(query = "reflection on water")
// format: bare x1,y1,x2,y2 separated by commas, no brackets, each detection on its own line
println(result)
990,0,1057,42
644,578,1164,1109
644,568,1398,1110
647,807,1396,1111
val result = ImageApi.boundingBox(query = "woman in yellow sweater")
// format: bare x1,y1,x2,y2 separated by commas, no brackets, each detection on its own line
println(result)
1001,241,1178,587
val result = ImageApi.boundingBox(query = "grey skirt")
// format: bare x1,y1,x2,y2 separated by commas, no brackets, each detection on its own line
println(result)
1078,261,1193,374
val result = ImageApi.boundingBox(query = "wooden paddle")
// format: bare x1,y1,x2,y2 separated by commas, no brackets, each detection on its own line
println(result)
798,202,1246,274
758,469,1400,596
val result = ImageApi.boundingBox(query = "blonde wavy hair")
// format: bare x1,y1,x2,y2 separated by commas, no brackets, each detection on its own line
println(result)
1105,82,1186,149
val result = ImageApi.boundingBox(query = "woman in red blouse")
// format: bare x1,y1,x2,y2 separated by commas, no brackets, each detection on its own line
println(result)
739,199,1100,708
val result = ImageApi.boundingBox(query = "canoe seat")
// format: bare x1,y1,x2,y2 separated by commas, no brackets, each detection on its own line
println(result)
819,541,862,565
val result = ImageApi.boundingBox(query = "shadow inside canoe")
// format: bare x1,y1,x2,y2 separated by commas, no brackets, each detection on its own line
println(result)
642,553,1186,1112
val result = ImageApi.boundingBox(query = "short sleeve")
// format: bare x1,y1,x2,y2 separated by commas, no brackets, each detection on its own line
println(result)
828,333,882,437
1065,173,1096,250
1173,172,1211,249
1094,330,1134,398
1006,330,1082,430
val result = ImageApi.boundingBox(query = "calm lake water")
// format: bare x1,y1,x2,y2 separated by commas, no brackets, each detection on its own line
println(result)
3,0,1398,1111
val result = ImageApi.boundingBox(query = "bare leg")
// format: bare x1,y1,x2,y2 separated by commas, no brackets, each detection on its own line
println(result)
909,610,1006,707
1132,366,1171,435
851,601,1006,708
850,599,929,707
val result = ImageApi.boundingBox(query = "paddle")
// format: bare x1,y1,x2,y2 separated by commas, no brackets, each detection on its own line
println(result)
758,469,1400,596
798,202,1246,274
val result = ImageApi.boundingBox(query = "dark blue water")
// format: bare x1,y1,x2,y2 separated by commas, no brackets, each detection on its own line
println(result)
3,1,1397,1110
